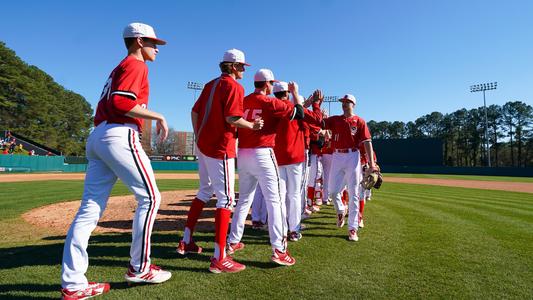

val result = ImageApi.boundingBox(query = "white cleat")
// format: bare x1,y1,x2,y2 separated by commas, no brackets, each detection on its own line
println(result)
125,264,172,284
348,229,359,241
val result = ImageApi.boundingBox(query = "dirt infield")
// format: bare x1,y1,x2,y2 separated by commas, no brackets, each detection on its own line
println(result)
22,190,238,234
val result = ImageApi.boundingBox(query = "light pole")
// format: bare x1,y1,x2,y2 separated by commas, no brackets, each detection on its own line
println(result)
323,96,339,116
470,82,497,167
187,81,203,155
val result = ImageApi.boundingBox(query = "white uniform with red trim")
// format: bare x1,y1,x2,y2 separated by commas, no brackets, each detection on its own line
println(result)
62,56,161,290
228,92,298,253
324,114,371,232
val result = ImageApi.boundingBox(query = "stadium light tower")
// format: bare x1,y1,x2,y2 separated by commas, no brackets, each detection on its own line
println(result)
470,82,497,167
323,96,339,116
187,81,204,155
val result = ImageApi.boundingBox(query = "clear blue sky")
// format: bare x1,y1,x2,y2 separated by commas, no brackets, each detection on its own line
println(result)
1,0,532,131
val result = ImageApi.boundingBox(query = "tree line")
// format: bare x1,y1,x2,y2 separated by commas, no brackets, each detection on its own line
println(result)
367,101,533,167
0,42,93,155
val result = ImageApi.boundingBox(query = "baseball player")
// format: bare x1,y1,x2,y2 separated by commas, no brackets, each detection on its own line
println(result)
61,23,170,299
320,127,334,205
323,94,376,241
177,49,263,273
306,127,324,211
227,69,303,266
273,83,323,241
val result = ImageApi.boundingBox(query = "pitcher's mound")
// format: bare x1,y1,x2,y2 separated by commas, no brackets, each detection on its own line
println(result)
22,190,248,234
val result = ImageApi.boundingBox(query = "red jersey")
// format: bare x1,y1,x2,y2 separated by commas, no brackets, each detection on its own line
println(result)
274,103,322,166
238,93,295,149
324,115,371,150
94,56,149,131
192,74,244,159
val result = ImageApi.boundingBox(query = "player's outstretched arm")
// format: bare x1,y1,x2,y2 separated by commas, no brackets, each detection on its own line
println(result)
125,104,168,141
226,116,264,130
363,140,376,171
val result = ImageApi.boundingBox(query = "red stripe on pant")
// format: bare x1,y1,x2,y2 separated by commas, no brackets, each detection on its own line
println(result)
131,130,157,272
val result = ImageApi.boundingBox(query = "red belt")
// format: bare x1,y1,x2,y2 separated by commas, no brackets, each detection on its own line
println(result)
335,148,357,153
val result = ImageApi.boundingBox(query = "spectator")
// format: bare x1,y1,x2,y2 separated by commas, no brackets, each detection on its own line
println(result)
9,142,16,154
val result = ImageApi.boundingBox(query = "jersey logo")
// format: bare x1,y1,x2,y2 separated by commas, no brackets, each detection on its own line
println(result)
243,109,262,121
351,126,358,136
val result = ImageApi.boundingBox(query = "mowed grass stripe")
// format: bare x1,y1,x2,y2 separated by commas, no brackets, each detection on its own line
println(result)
377,183,533,214
383,173,533,183
378,185,533,234
372,187,532,298
371,196,473,298
378,187,533,226
378,183,532,208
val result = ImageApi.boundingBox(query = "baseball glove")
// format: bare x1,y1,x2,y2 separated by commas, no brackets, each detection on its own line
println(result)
361,165,383,190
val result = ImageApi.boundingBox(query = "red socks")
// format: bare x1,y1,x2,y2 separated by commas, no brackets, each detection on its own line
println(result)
185,198,205,233
342,190,348,206
359,200,365,218
214,208,231,261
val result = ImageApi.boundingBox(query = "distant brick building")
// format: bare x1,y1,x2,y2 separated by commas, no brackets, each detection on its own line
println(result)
175,131,195,155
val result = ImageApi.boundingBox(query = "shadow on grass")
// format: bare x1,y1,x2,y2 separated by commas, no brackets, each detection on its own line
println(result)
0,283,57,299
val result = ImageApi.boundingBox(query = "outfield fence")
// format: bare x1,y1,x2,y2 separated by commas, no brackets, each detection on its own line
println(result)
1,155,532,176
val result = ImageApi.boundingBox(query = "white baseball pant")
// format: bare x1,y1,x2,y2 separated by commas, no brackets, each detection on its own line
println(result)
328,150,363,231
307,153,323,205
181,149,235,247
279,162,304,233
195,150,235,209
300,151,310,214
251,185,268,224
228,148,286,252
62,122,160,290
321,153,333,201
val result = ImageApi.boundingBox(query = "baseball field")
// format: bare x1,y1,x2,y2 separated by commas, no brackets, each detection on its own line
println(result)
0,173,532,299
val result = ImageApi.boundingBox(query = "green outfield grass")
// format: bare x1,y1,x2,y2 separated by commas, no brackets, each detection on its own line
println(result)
0,179,531,299
383,173,533,182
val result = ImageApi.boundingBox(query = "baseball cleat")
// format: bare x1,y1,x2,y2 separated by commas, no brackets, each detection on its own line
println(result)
304,207,313,215
209,256,246,273
358,219,365,228
348,229,359,241
252,221,266,230
310,205,320,213
315,199,323,206
226,242,245,255
125,264,172,284
289,231,302,242
61,282,110,300
176,240,203,255
271,249,296,266
337,213,345,228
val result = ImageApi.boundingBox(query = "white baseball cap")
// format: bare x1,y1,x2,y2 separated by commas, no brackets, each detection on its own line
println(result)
123,22,166,45
339,94,356,104
254,69,278,82
222,48,251,66
273,81,289,93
